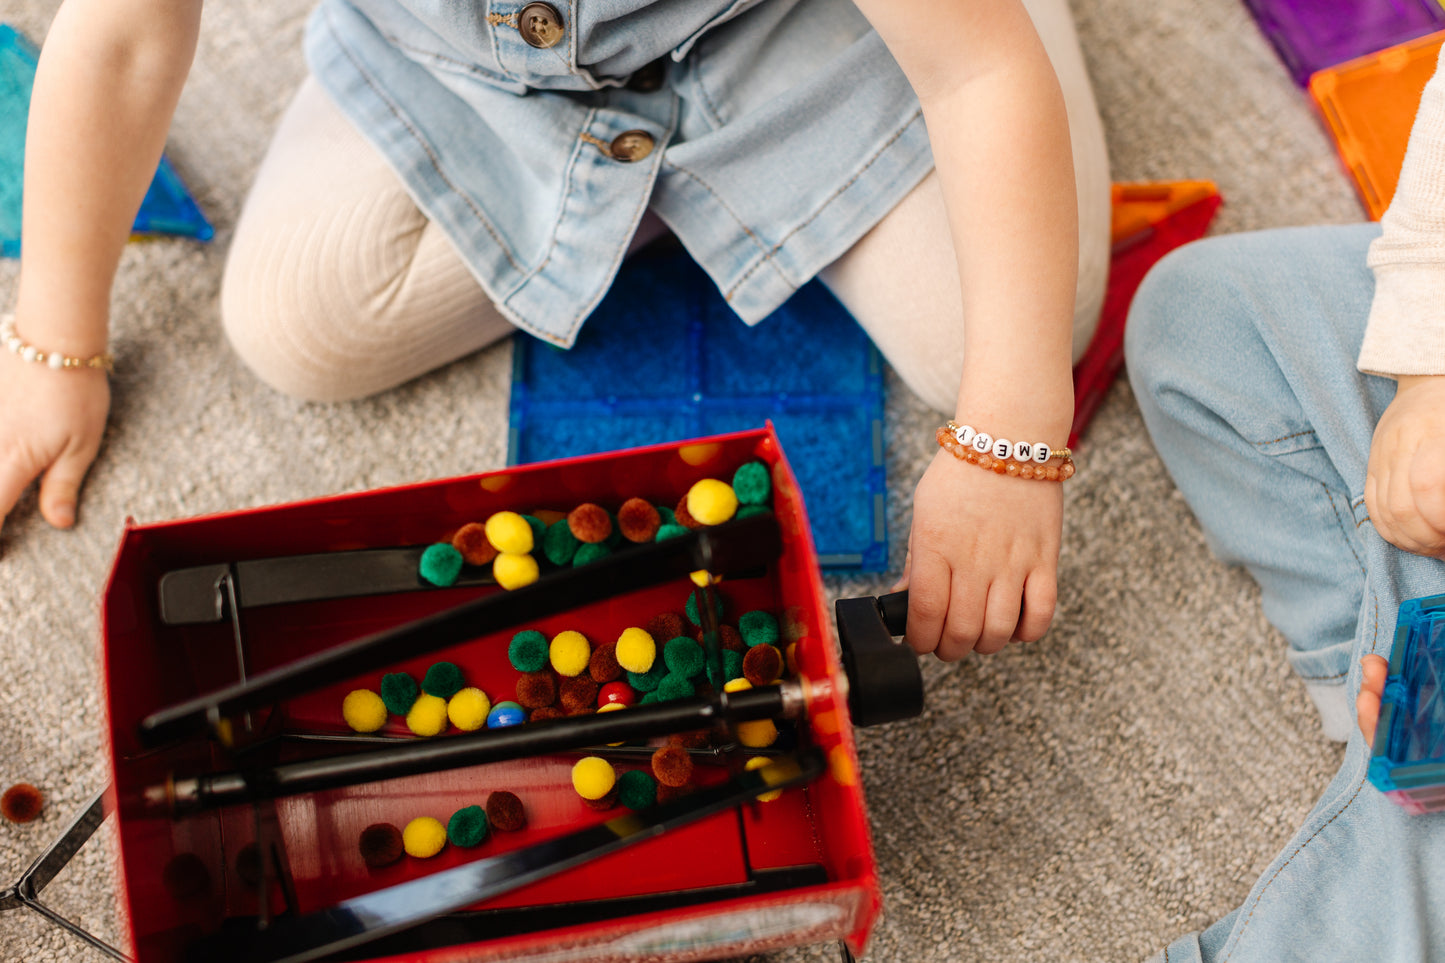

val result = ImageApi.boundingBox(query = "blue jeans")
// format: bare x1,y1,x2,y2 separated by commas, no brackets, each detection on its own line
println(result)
1126,223,1445,962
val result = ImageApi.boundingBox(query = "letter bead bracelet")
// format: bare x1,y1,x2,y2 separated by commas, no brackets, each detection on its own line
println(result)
1,314,114,374
936,420,1075,481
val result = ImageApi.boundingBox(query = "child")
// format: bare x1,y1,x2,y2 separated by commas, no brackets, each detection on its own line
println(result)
1126,46,1445,963
0,0,1110,660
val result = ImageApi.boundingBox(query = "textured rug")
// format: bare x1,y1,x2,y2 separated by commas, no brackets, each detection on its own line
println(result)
0,0,1369,960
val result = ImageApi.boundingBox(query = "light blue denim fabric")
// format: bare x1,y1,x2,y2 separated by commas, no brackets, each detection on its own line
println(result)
305,0,932,346
1127,223,1445,962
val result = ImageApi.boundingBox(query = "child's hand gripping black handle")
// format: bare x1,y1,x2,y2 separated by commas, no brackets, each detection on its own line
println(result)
834,590,923,727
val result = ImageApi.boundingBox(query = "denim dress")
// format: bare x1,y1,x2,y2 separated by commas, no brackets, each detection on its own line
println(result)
306,0,933,346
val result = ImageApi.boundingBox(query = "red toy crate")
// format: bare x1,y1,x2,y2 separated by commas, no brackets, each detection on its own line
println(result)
98,426,896,963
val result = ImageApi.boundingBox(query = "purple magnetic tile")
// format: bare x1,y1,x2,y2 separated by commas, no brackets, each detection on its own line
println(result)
1243,0,1445,84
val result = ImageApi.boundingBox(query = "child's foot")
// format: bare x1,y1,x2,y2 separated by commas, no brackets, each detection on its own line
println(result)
1357,654,1389,744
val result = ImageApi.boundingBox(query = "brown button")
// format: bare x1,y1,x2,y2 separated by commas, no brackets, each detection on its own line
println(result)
626,59,667,93
518,2,564,49
610,130,655,163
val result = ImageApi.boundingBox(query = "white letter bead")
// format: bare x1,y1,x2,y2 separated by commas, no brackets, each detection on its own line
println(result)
1011,441,1033,462
953,424,976,446
1032,442,1051,464
971,432,993,454
992,438,1012,460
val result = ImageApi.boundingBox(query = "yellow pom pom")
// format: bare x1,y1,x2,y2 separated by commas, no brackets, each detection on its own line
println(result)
737,718,779,749
614,627,656,673
571,756,617,800
406,693,449,737
342,689,387,733
485,511,534,555
447,687,491,731
686,478,738,526
597,701,627,745
689,569,720,587
402,817,448,858
550,630,592,677
723,677,753,694
493,552,539,590
785,642,798,676
745,756,783,802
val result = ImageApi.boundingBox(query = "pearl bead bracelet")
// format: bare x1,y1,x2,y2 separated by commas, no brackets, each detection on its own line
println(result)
936,421,1075,481
1,314,114,374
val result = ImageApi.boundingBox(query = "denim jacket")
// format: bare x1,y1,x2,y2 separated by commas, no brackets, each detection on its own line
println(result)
307,0,932,345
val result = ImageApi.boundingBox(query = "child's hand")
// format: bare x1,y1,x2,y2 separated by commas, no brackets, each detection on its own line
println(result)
896,449,1062,660
0,349,110,536
1366,375,1445,558
1357,653,1390,744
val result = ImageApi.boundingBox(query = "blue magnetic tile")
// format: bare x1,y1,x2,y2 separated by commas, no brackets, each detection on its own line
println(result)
1371,593,1445,807
508,243,888,571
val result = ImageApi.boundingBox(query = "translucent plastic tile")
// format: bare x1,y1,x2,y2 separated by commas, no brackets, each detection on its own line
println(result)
1370,593,1445,810
1244,0,1445,85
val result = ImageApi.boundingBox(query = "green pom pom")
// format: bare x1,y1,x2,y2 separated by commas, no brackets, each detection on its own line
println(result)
664,636,704,679
655,523,690,542
380,672,419,716
739,610,779,647
419,543,464,587
573,541,612,566
617,769,658,811
509,630,549,672
737,504,772,520
627,660,668,693
656,506,677,526
422,662,465,699
604,512,623,548
657,672,696,701
447,805,489,847
543,520,579,566
724,649,744,681
732,462,771,506
685,590,726,627
640,690,660,704
521,514,547,546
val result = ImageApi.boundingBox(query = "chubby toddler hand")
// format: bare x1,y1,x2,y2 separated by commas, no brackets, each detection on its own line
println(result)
1366,375,1445,558
1357,653,1389,745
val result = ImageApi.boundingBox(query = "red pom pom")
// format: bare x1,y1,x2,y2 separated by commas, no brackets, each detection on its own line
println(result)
359,823,404,868
560,675,599,714
451,522,499,566
719,625,745,652
567,503,613,543
646,612,685,642
588,642,622,684
743,644,783,686
487,791,527,831
516,671,558,709
530,705,564,721
617,498,662,543
673,496,703,530
0,783,42,823
651,746,694,788
581,788,620,811
667,729,710,750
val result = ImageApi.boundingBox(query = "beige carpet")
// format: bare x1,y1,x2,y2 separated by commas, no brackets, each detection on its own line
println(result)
0,1,1371,960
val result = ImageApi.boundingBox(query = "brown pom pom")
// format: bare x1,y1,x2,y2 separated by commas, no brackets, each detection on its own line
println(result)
656,782,697,804
743,644,783,686
674,495,703,529
1,783,42,823
651,746,694,788
719,625,745,652
487,791,527,832
646,612,685,642
516,671,558,709
359,823,404,869
451,522,499,566
581,788,620,811
530,705,564,721
617,498,662,543
235,842,263,887
567,503,613,543
588,643,622,684
560,675,599,714
667,729,711,750
162,853,212,900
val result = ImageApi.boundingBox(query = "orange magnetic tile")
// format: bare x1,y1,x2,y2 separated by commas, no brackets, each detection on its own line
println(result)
1110,180,1221,246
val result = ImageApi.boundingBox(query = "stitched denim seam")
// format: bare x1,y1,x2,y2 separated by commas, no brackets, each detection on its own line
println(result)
1369,588,1381,655
662,159,792,289
1252,428,1317,447
379,32,517,87
516,106,596,293
1223,774,1369,960
1325,484,1367,575
329,6,522,273
721,107,924,300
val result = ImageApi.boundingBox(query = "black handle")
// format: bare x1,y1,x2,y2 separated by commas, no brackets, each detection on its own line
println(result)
834,590,923,727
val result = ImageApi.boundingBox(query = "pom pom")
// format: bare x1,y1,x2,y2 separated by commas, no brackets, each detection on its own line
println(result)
403,817,448,858
737,717,779,748
419,543,464,587
522,514,547,545
617,769,657,810
732,461,772,506
493,552,540,590
598,681,637,707
663,636,705,678
737,504,772,519
657,672,696,702
342,689,388,733
785,641,799,676
406,694,449,736
508,630,549,672
639,690,660,704
673,496,703,529
615,627,657,674
655,522,690,541
485,511,534,555
617,498,662,542
685,590,725,627
359,823,404,868
572,542,612,566
589,642,623,683
422,662,465,699
657,505,677,526
550,630,592,677
719,625,745,652
743,644,783,686
530,705,564,721
559,675,599,714
739,610,779,647
543,519,580,566
567,503,612,543
582,788,620,811
626,659,668,692
448,687,491,731
451,522,498,566
162,853,211,900
724,649,745,682
651,746,694,788
745,756,783,802
235,842,262,887
487,791,527,831
668,729,711,750
686,479,738,526
645,612,685,642
1,783,43,823
571,756,617,800
380,672,419,716
487,701,527,728
515,671,558,709
447,805,489,847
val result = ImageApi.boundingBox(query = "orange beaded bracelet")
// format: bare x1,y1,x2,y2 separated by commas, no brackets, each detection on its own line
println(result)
935,424,1076,481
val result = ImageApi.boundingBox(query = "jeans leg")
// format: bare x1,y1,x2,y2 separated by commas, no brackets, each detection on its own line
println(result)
1127,223,1445,962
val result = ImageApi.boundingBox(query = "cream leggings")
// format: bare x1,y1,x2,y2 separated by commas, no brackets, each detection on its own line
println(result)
221,0,1109,414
